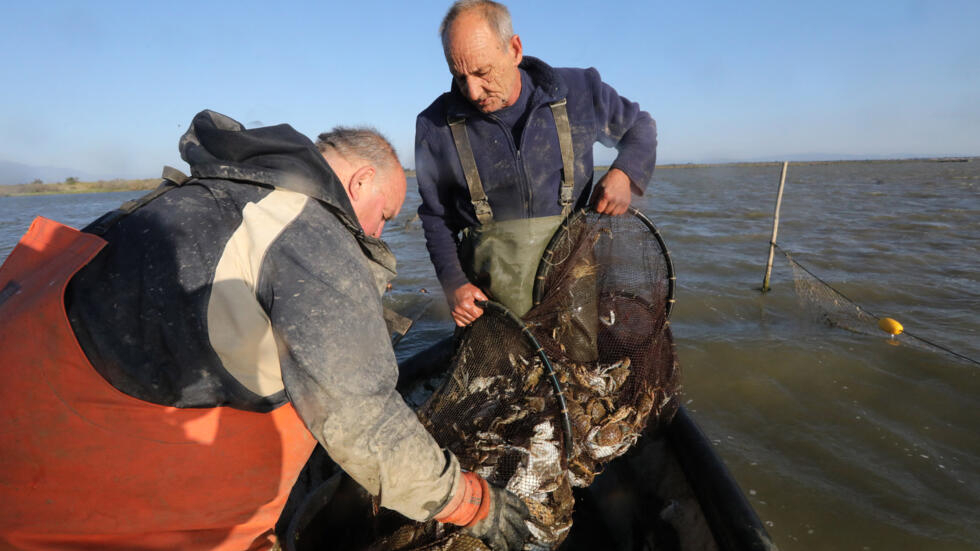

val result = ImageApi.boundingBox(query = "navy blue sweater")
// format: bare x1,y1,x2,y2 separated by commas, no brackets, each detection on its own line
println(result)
415,56,658,292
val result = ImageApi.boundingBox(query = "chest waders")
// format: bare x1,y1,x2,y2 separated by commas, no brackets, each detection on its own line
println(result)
451,98,576,317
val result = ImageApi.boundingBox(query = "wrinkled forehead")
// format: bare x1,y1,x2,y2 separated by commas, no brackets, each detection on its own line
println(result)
445,15,503,66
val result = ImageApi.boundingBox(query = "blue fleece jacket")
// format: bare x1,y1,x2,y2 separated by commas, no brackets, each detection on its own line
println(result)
415,56,658,292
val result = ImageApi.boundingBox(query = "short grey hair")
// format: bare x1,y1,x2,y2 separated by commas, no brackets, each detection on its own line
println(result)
316,127,401,175
439,0,514,52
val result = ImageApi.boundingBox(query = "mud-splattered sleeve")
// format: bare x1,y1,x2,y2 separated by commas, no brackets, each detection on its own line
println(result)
587,67,658,194
261,205,461,521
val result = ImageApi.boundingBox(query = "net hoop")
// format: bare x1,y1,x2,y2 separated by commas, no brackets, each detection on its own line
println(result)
476,299,574,463
532,208,676,319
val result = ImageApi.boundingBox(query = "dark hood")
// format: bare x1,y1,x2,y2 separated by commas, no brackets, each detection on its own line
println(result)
179,110,361,233
446,56,568,119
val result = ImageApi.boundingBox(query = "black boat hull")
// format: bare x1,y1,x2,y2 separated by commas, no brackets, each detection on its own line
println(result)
281,337,777,551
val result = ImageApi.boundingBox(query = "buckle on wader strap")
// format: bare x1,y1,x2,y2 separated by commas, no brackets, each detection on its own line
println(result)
448,116,494,225
548,99,575,218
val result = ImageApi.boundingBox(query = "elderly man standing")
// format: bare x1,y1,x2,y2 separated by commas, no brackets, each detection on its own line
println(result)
416,0,658,325
0,110,528,550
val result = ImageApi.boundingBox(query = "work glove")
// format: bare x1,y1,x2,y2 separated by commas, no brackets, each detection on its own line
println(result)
434,471,531,551
464,484,531,550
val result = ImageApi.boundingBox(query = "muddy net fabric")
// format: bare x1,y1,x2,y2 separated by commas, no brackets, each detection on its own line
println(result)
375,210,679,551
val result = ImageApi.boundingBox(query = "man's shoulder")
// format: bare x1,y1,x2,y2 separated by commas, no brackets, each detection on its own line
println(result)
416,91,456,128
552,65,603,93
521,57,603,102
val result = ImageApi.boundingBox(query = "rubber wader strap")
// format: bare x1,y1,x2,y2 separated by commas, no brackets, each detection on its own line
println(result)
383,307,413,339
448,116,494,225
83,166,191,236
548,99,575,218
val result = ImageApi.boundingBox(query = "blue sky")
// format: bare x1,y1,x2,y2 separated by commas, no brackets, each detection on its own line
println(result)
1,0,977,180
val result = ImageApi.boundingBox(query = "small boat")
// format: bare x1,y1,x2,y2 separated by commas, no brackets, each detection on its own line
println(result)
282,336,778,551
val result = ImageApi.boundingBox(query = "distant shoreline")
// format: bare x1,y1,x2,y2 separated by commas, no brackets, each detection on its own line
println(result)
0,178,159,198
652,156,975,170
1,156,973,197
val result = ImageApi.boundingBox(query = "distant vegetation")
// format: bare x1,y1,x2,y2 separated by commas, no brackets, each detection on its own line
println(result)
0,177,159,197
2,157,972,197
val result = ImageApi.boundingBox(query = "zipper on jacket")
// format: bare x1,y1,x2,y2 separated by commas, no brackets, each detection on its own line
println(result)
516,149,531,216
490,114,533,218
515,105,543,218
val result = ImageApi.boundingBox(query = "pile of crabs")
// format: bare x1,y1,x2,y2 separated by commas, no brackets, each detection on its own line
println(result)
403,346,670,550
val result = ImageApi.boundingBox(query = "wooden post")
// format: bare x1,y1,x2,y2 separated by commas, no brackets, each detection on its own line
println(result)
761,161,788,292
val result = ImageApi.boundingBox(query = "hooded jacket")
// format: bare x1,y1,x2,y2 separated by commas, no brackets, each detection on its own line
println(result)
415,56,658,292
65,110,460,522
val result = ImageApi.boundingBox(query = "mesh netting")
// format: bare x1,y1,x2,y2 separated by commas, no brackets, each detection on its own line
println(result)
781,247,980,365
783,251,878,334
372,210,679,551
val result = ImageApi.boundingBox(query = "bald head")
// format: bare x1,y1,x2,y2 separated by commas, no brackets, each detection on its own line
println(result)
440,0,514,53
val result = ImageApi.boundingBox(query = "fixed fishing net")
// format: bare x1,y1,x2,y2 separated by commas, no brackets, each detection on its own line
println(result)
780,246,980,366
782,248,878,334
373,209,680,551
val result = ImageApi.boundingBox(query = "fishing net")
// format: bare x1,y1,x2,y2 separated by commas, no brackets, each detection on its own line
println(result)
780,247,980,365
782,249,878,334
371,209,680,551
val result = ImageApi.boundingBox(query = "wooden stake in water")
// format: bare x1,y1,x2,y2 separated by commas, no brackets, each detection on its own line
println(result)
761,161,788,292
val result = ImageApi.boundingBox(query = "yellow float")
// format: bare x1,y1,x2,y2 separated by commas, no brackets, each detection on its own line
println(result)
878,317,904,337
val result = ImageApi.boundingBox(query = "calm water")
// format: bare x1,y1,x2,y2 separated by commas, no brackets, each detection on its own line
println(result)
2,160,978,550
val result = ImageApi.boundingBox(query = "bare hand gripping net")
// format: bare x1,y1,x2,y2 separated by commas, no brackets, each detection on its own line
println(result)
376,209,679,551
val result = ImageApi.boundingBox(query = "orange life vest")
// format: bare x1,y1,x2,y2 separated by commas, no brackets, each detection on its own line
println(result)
0,217,317,550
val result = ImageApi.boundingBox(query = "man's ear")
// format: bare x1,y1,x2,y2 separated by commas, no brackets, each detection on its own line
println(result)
509,34,523,66
347,165,376,202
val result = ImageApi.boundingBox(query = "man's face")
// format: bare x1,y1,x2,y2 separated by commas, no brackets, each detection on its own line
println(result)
353,169,407,239
445,12,522,114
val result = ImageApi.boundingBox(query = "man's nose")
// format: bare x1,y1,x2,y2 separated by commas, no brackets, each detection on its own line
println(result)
465,77,482,100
